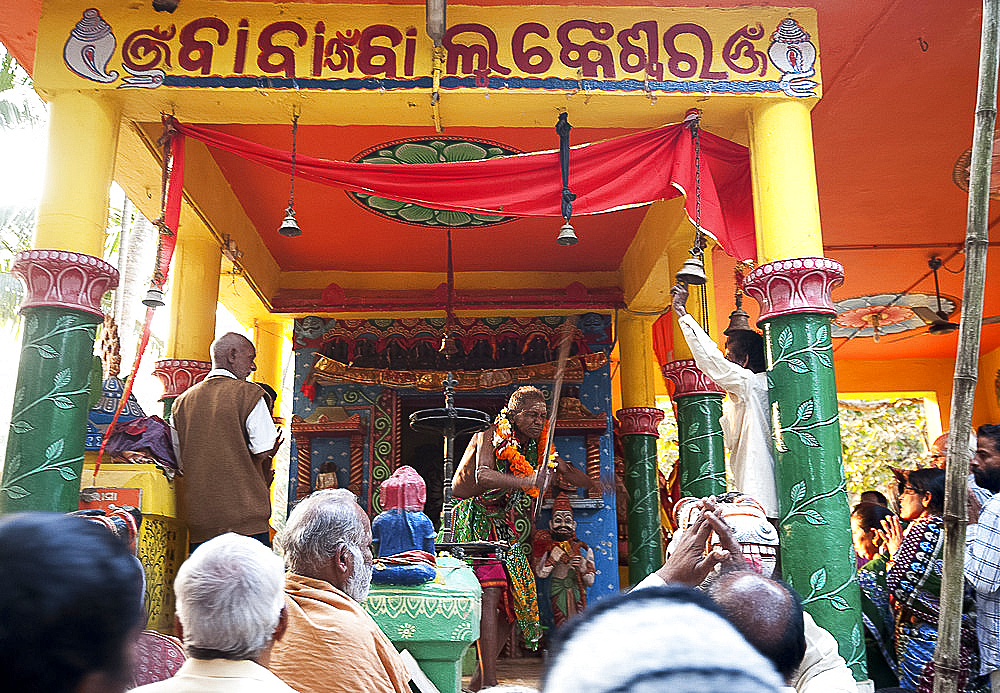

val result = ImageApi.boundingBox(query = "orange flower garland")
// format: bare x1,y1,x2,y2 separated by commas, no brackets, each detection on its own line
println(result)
494,408,550,498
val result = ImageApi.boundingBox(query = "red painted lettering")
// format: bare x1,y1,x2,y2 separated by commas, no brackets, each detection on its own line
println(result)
512,22,552,74
558,20,615,78
179,18,229,75
257,21,307,78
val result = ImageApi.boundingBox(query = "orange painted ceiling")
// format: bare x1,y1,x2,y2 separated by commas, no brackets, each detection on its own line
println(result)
3,0,999,364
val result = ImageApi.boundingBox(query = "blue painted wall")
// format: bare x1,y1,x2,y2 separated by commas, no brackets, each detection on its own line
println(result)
290,314,621,605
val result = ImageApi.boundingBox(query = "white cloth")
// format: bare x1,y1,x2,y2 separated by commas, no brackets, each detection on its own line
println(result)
792,612,858,693
170,369,277,465
634,572,856,693
129,658,299,692
677,313,778,516
966,492,1000,675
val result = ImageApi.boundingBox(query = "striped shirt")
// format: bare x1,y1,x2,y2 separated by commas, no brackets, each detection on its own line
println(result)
966,492,1000,674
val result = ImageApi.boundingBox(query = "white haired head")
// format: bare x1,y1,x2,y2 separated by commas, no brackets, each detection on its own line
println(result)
174,533,285,661
543,585,782,693
279,489,372,600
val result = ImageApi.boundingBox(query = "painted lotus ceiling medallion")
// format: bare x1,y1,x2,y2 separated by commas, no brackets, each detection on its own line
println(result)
349,138,522,228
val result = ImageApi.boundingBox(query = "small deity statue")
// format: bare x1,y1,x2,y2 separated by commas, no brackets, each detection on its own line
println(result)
531,493,596,627
371,465,437,585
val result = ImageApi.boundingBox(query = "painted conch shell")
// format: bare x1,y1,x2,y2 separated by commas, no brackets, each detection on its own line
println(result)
64,9,119,83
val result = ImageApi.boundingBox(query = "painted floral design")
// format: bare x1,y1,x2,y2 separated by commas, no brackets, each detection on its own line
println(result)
350,139,520,227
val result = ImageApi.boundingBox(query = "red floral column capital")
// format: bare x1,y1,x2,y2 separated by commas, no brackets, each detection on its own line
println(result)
152,359,211,400
12,249,119,318
662,359,725,397
616,407,665,436
742,257,844,322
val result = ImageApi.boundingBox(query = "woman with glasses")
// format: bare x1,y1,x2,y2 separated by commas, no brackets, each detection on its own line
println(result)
885,468,987,692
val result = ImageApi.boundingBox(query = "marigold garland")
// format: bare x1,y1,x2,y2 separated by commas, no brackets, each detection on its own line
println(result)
493,407,551,498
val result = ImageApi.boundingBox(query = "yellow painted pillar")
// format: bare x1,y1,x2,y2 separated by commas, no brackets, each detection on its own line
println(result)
35,91,120,255
746,98,863,679
254,318,286,408
153,231,220,419
618,313,658,410
616,312,664,582
166,232,221,361
747,99,824,263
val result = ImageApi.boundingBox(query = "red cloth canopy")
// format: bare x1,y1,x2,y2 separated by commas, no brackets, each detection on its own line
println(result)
172,119,756,261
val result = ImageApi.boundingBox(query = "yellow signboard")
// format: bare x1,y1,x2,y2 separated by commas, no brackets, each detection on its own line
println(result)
38,3,819,98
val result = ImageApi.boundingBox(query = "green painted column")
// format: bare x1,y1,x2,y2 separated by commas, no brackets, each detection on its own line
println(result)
1,250,118,513
744,257,866,680
662,359,726,499
617,407,665,585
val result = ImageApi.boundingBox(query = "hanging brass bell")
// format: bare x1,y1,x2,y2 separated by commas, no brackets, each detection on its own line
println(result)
439,333,458,356
723,307,753,335
278,208,301,237
556,220,578,246
142,286,165,308
675,256,707,285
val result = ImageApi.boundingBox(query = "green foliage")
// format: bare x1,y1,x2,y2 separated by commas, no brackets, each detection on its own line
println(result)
839,397,929,502
0,47,43,129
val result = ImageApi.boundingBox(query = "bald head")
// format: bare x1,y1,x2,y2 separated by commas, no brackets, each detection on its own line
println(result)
211,332,257,380
707,571,806,683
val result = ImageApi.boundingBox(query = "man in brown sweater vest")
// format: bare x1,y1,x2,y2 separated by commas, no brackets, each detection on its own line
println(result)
171,332,281,551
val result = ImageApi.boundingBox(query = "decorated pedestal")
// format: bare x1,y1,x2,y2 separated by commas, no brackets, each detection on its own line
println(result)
81,463,185,634
364,556,481,693
152,359,211,419
662,359,726,499
743,257,866,680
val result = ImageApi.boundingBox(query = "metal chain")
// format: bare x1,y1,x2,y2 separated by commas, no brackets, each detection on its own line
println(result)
288,113,299,208
691,113,710,334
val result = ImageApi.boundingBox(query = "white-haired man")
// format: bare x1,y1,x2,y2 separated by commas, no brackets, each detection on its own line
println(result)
131,533,295,692
269,489,411,693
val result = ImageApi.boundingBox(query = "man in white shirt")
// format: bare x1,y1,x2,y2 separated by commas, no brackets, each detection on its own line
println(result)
670,282,777,516
964,424,1000,692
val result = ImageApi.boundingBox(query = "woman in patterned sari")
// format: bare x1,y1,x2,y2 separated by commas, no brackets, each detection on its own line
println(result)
885,468,986,692
852,501,899,689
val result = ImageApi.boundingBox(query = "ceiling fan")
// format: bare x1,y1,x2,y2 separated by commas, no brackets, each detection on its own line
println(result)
896,257,1000,340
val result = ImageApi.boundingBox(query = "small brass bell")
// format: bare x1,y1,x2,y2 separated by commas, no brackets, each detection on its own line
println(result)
142,286,165,308
439,333,458,356
724,307,753,335
675,256,707,285
556,220,578,246
278,208,301,237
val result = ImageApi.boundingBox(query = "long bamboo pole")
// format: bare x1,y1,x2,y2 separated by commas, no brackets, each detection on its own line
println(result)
933,2,998,691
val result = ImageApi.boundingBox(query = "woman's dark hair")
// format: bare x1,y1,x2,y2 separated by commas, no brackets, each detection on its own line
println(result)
899,467,946,515
851,501,896,532
0,512,146,693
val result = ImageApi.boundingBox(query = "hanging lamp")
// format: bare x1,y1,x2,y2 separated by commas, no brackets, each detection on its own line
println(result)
278,112,302,237
675,110,708,285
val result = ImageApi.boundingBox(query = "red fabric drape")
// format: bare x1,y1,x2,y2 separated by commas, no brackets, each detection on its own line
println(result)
171,119,756,261
652,313,675,369
96,130,185,475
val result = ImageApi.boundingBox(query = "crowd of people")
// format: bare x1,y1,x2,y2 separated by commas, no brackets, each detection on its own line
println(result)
850,425,1000,692
4,326,1000,693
